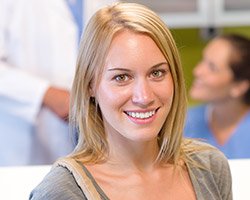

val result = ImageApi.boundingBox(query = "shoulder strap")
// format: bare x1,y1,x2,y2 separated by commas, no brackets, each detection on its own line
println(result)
53,157,102,200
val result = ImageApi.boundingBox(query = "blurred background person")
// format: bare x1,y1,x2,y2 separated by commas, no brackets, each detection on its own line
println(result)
0,0,117,166
184,34,250,159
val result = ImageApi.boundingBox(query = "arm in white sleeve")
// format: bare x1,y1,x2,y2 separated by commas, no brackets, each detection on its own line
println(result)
0,62,50,124
0,0,50,123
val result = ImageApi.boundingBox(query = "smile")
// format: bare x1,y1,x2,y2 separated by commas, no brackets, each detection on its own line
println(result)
125,110,156,119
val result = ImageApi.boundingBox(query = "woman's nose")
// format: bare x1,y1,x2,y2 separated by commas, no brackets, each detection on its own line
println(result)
131,79,154,107
193,62,204,77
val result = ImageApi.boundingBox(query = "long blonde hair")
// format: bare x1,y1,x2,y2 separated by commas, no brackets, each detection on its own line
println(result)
70,2,188,165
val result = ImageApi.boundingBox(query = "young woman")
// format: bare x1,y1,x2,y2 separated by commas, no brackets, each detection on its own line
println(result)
185,34,250,159
30,3,232,200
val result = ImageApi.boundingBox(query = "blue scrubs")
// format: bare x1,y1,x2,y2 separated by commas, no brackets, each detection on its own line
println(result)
184,105,250,159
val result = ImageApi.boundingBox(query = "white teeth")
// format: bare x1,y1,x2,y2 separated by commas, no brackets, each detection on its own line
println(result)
126,110,155,119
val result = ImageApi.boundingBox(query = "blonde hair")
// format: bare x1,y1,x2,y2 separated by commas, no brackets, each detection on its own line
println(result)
70,2,188,165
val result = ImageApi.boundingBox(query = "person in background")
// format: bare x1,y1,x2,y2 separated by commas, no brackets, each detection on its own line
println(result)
0,0,116,166
184,34,250,159
30,3,232,199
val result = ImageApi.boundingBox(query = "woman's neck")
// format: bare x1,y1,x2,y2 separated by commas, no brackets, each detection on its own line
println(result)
106,137,160,172
207,100,250,145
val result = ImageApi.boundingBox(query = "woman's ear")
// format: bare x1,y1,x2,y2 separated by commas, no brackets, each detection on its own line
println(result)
89,81,95,97
230,80,250,98
89,83,97,104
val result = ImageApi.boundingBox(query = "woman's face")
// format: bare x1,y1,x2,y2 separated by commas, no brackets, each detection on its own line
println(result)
190,38,235,103
94,31,174,143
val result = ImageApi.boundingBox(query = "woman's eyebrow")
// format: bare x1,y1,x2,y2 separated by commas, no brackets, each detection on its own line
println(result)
151,62,168,69
107,62,168,72
107,68,131,72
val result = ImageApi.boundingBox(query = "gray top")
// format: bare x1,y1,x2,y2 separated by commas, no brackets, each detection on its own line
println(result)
29,143,232,200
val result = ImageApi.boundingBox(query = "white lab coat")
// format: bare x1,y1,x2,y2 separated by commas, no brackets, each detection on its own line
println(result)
0,0,118,166
0,0,80,166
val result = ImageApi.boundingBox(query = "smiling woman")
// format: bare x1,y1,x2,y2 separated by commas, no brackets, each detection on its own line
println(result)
30,2,232,200
95,31,174,142
185,34,250,159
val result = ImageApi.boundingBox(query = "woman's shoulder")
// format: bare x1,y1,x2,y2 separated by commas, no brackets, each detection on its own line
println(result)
186,140,229,169
29,166,86,200
185,140,232,199
184,139,232,185
189,139,228,163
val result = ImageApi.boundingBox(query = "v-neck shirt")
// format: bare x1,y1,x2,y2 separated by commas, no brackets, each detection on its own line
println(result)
184,104,250,159
29,142,232,200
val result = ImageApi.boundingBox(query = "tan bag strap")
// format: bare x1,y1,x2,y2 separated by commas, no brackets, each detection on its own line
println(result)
53,157,102,200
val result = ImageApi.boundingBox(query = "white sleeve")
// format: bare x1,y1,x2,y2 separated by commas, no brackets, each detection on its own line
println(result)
0,64,49,123
0,0,50,123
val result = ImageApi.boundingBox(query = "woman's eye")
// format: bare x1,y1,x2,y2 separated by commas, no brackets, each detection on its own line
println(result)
151,70,165,78
114,74,129,82
208,62,219,72
203,58,219,73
